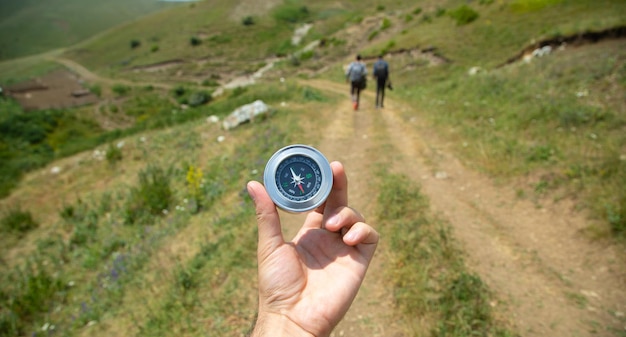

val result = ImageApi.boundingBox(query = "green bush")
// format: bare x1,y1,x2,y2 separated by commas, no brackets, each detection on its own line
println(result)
413,7,423,15
151,45,159,52
376,5,385,11
1,206,38,235
112,84,131,96
0,264,66,336
368,30,380,41
188,91,211,107
302,87,325,102
299,50,314,61
125,165,172,224
106,143,123,165
242,16,255,26
381,17,392,30
89,84,102,97
172,85,187,97
449,5,479,25
130,39,141,49
190,36,202,46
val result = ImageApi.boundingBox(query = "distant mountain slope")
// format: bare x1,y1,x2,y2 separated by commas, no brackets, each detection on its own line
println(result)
0,0,182,60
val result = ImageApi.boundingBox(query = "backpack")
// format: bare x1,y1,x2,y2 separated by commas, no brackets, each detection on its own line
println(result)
373,60,388,79
351,62,367,89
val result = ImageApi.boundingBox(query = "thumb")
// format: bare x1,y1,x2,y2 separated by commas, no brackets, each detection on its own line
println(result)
247,181,284,260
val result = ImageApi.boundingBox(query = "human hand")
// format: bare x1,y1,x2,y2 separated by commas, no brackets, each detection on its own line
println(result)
247,161,379,337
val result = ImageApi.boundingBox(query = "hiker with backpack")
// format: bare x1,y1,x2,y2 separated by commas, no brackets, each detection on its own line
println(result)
373,54,390,109
345,54,367,110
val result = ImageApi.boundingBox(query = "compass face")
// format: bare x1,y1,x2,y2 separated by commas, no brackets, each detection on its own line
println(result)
275,155,323,202
264,145,332,213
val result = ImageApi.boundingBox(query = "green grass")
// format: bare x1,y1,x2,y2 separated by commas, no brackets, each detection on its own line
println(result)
376,170,515,336
393,36,626,237
0,206,38,236
0,80,319,336
0,0,180,60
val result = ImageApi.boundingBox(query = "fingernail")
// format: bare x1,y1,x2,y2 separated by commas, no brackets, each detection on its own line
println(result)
246,182,256,200
344,231,357,242
326,213,340,227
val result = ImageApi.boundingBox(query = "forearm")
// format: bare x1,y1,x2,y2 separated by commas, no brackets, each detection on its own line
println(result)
250,312,317,337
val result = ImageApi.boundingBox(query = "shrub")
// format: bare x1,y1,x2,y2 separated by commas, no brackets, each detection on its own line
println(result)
172,85,187,97
413,7,423,15
188,91,211,107
435,7,447,17
1,264,66,336
106,143,123,165
289,55,301,67
302,87,325,102
190,36,202,46
151,45,159,52
299,50,314,61
449,5,479,25
89,84,102,97
130,39,141,49
125,165,172,224
186,165,204,212
242,16,255,26
368,30,380,41
112,84,131,96
376,5,385,11
381,17,392,30
1,206,38,235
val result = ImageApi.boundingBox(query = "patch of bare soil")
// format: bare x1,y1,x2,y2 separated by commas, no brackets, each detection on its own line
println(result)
4,69,98,111
500,25,626,66
303,79,626,337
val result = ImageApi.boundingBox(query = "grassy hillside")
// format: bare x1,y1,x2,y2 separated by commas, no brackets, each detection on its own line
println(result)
0,0,181,60
0,0,625,336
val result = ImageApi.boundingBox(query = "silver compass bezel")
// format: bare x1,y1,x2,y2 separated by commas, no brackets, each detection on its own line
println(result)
264,144,333,213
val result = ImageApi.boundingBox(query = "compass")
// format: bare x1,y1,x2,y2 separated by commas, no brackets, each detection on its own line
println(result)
264,145,333,213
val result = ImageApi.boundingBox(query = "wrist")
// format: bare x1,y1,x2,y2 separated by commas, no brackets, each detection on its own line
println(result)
250,312,316,337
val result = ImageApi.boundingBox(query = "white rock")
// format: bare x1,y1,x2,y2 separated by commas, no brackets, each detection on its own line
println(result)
217,135,226,143
116,141,125,149
207,115,219,123
468,66,481,76
435,171,448,180
50,166,61,174
222,100,271,130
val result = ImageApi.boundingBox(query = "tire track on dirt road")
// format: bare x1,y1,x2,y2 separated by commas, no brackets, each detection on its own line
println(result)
304,79,626,337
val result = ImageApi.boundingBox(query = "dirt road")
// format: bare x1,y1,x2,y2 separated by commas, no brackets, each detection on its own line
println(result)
297,79,626,337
